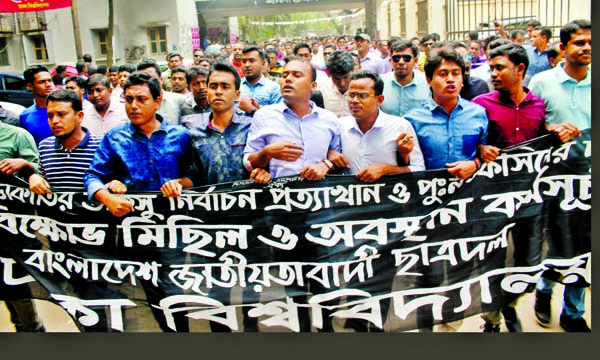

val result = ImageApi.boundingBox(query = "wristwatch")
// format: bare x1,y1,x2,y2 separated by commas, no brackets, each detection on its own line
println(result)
323,159,334,170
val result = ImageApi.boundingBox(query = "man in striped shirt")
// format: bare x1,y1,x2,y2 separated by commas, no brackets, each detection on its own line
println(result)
29,89,102,194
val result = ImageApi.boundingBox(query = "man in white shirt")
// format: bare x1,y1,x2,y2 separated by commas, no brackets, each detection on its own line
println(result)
82,74,128,136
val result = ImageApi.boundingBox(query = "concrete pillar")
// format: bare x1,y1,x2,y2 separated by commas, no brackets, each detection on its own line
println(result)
405,0,417,38
389,0,401,37
428,0,445,38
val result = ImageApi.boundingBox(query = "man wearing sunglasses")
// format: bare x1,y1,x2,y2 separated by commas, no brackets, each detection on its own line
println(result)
380,40,430,117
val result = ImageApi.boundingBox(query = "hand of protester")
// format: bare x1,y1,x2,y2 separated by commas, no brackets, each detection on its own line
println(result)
161,179,183,197
238,97,257,114
446,160,478,179
104,194,134,217
29,174,53,195
478,144,500,163
548,122,581,143
106,180,128,194
250,168,271,184
327,149,349,169
299,161,329,180
355,164,388,182
266,141,304,162
396,133,414,164
0,158,30,176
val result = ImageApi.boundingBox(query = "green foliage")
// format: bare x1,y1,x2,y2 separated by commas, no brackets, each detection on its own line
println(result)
239,11,343,42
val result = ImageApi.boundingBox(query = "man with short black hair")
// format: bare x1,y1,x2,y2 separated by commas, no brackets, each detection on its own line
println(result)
405,47,487,180
524,27,553,84
472,42,577,332
180,66,211,122
293,42,329,86
169,67,190,96
318,50,354,117
237,46,282,116
83,74,128,136
137,59,186,125
528,19,591,332
20,65,56,145
381,40,430,117
84,72,195,332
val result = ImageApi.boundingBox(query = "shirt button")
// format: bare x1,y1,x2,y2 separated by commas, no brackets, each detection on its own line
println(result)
516,128,520,131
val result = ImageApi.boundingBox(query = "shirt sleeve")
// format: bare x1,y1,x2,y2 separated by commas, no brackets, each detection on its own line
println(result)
16,130,39,167
83,135,117,201
242,109,268,170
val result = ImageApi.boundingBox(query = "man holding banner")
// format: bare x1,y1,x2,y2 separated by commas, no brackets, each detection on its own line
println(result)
84,71,195,331
527,19,591,332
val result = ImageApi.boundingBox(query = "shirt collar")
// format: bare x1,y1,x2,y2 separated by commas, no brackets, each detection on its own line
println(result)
555,62,592,85
53,127,92,150
242,75,265,87
127,113,167,135
425,96,465,113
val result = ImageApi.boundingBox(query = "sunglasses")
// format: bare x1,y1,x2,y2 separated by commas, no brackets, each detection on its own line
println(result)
345,92,376,100
391,54,413,63
323,52,333,56
423,42,434,47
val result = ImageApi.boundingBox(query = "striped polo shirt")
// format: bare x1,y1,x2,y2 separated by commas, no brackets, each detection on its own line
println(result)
38,128,102,192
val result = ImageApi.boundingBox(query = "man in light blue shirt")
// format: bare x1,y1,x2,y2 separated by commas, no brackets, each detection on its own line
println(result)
380,40,430,117
524,27,552,85
243,57,341,332
237,46,282,116
404,47,487,179
244,57,340,180
528,19,591,333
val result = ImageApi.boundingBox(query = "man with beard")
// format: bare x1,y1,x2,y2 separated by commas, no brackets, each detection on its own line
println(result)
380,40,430,117
82,74,128,136
237,46,282,117
231,42,245,78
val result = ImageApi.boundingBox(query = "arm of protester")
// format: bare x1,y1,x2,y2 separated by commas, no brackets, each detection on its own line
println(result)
160,178,194,197
545,122,582,143
93,189,134,217
247,141,304,169
250,168,271,184
356,163,410,183
327,149,350,169
0,158,36,179
238,97,259,116
478,144,501,163
494,21,509,39
29,174,52,195
298,161,330,181
106,180,128,194
446,159,481,180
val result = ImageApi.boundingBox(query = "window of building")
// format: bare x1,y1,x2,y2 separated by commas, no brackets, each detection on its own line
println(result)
96,29,109,57
147,26,167,55
0,37,8,66
30,35,48,62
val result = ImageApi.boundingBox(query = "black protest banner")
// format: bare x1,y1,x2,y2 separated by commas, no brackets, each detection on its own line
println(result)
0,130,590,332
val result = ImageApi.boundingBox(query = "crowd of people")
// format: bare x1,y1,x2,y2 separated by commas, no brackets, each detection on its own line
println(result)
0,18,591,332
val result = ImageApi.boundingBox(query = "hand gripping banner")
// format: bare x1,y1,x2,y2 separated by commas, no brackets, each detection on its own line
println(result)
0,130,591,332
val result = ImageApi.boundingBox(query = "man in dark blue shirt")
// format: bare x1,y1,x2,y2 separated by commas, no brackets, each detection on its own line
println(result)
84,72,194,332
84,72,196,216
19,65,56,145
